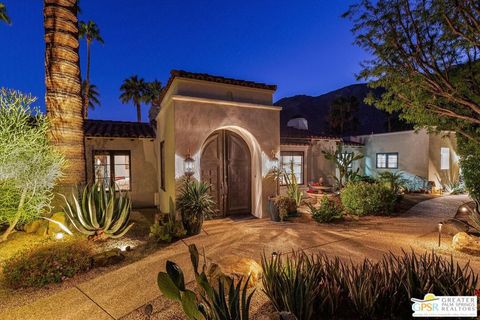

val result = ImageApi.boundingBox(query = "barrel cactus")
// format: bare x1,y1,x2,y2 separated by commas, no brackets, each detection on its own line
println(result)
62,183,133,240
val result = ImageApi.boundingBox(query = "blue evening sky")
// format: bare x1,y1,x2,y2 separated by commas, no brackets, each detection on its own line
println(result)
0,1,369,122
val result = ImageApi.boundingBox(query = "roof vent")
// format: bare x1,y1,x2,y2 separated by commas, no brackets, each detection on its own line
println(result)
287,117,308,130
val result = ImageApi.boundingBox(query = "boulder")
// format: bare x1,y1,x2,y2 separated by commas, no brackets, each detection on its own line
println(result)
91,248,125,268
452,232,480,255
207,256,262,288
48,212,67,234
442,219,470,236
24,219,46,234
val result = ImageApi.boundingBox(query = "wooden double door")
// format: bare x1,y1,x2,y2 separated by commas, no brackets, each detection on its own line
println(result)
201,130,251,216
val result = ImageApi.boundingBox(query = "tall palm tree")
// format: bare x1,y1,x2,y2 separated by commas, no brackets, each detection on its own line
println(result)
0,2,11,24
44,0,85,186
144,80,163,123
81,80,101,112
120,75,146,122
79,20,104,118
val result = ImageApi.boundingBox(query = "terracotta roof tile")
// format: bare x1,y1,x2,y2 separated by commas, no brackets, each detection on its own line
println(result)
84,120,156,139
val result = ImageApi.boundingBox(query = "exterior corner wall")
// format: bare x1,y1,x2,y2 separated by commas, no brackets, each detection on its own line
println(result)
427,131,459,188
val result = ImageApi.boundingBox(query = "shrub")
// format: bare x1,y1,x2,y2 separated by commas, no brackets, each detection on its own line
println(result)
0,88,64,242
2,238,93,288
377,171,406,194
273,195,295,221
307,196,343,223
261,250,477,320
458,135,480,204
341,182,397,216
177,180,216,236
150,216,186,244
62,182,133,240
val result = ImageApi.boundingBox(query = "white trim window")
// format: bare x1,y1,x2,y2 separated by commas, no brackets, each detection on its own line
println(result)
376,153,398,169
440,147,450,170
280,151,304,185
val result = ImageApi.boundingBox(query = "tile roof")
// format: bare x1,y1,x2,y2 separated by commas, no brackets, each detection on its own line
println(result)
84,120,156,139
281,127,340,140
342,139,364,146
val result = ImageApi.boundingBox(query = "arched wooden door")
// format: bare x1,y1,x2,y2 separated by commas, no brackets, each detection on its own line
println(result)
201,130,251,216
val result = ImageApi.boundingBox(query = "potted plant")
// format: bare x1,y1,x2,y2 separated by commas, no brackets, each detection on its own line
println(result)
176,180,215,236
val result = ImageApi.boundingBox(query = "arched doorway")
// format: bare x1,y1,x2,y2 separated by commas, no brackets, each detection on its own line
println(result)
201,130,251,216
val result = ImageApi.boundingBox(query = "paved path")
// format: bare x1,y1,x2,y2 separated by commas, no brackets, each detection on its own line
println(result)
1,195,476,320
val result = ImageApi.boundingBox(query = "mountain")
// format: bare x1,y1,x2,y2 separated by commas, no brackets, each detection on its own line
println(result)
275,83,411,136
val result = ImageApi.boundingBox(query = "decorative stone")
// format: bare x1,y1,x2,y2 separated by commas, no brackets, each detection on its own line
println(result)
24,220,46,234
91,248,125,268
48,212,67,234
208,256,262,288
442,219,469,236
452,232,480,255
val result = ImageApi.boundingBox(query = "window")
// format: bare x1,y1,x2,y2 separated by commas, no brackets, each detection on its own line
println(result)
342,152,354,168
94,151,131,190
280,151,304,185
160,141,166,191
376,153,398,169
441,147,450,170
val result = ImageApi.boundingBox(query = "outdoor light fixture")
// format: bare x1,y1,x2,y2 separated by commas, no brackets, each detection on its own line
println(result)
438,222,443,247
184,151,195,178
271,151,279,172
55,232,64,240
461,206,468,213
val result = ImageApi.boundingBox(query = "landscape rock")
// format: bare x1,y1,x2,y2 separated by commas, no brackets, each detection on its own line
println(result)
91,248,125,268
442,219,470,236
208,256,262,288
48,212,67,234
452,232,480,255
24,219,46,234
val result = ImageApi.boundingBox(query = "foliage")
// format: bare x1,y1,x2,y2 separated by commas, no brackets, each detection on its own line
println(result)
0,89,64,241
120,75,147,122
322,144,364,189
157,244,254,319
351,174,376,184
0,2,10,24
327,96,359,135
2,238,93,288
145,80,163,123
273,195,295,222
344,0,480,144
377,171,406,194
341,182,397,216
307,196,343,223
81,81,101,111
282,160,303,207
262,250,477,320
458,136,480,204
177,180,216,236
150,211,186,244
435,169,465,194
62,182,133,240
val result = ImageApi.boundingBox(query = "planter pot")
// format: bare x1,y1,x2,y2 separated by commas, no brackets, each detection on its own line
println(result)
268,197,280,222
181,212,204,236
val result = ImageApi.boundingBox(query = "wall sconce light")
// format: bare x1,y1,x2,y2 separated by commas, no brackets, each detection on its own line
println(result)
271,152,279,173
184,151,195,178
438,222,443,247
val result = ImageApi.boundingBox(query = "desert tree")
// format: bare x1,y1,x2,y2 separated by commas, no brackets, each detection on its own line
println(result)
0,89,64,242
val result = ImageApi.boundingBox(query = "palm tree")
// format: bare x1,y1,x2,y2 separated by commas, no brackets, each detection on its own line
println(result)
120,75,146,122
44,0,85,186
81,80,101,112
79,20,104,118
0,2,11,24
144,80,163,123
327,96,359,135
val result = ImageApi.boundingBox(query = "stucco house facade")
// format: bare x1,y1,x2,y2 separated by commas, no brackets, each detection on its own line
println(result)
83,70,461,217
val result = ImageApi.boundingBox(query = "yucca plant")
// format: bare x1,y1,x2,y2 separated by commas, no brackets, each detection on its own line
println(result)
157,244,254,320
62,182,133,240
177,180,216,236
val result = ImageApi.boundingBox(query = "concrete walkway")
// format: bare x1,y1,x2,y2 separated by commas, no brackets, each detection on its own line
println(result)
1,195,476,320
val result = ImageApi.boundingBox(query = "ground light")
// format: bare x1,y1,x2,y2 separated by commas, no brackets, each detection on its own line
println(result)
438,222,443,247
55,232,64,240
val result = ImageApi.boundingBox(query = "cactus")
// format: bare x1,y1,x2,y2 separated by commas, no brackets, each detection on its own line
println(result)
62,182,134,240
157,244,254,320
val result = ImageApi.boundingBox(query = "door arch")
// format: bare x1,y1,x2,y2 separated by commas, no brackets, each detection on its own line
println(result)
200,130,251,216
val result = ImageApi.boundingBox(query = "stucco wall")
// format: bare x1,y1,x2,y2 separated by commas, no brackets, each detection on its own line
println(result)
428,132,459,188
85,137,158,208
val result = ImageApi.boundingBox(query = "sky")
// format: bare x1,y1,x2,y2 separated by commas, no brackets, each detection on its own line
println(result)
0,1,369,122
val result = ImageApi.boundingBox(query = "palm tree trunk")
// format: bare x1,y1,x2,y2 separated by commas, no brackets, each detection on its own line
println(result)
44,0,86,187
84,39,91,119
136,102,142,122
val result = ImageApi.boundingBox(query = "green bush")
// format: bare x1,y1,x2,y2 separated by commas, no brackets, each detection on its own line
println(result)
262,250,477,320
307,196,343,223
150,218,186,243
341,182,397,216
2,239,93,288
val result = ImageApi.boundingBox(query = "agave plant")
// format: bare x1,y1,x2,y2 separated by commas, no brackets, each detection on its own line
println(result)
62,182,133,240
157,244,254,319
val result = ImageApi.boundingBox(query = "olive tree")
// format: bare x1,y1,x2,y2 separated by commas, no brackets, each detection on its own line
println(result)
0,89,64,241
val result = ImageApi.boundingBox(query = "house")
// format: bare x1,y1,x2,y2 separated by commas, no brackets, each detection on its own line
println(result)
83,70,460,218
